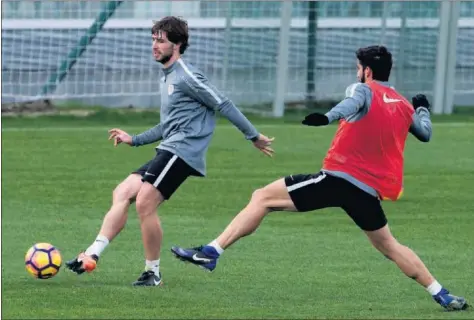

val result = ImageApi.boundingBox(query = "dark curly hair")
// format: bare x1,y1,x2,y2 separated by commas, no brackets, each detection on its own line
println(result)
356,45,393,81
151,16,189,54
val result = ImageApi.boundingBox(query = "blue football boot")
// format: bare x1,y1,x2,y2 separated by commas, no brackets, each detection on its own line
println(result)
433,288,469,311
171,245,219,272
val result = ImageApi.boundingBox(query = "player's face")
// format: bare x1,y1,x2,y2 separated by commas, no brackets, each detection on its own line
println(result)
152,31,175,64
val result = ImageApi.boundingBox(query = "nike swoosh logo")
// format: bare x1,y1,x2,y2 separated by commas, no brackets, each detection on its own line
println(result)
192,254,211,263
383,93,402,103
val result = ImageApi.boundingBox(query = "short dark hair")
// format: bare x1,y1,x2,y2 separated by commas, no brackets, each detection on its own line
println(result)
356,45,392,81
151,16,189,54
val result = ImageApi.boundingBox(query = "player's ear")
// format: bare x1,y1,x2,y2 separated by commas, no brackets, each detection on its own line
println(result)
365,66,372,79
174,42,182,54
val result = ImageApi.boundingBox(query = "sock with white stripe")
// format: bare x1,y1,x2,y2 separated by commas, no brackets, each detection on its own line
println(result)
207,240,224,255
145,259,160,274
85,235,109,257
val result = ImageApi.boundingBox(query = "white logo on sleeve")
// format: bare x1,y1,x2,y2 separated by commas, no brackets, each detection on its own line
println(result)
383,93,402,103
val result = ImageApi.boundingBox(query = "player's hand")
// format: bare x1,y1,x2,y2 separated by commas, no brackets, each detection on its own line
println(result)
108,128,133,146
252,134,275,157
412,94,431,112
302,112,329,126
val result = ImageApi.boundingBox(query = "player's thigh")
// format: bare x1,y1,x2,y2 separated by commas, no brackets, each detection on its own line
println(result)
284,172,342,212
141,149,195,201
341,183,387,232
116,157,156,203
253,178,297,212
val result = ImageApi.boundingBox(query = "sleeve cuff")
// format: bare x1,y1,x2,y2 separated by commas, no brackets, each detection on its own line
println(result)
131,135,139,147
325,112,335,123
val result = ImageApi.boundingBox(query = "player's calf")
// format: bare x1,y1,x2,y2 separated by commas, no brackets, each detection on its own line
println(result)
72,174,141,273
366,225,468,311
171,178,297,272
135,182,165,272
366,225,434,284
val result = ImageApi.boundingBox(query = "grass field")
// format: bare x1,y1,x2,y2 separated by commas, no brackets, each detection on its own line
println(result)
2,113,474,319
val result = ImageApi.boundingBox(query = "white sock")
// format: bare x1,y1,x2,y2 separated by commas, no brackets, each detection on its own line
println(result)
85,235,109,257
426,280,443,295
145,259,160,274
207,240,224,255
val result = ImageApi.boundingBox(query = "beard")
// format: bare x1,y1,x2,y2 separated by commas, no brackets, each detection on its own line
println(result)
156,52,172,64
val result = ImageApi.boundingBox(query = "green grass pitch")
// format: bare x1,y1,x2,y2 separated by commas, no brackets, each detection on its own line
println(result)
2,118,474,319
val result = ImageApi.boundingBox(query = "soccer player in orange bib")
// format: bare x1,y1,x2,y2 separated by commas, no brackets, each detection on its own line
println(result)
172,45,468,311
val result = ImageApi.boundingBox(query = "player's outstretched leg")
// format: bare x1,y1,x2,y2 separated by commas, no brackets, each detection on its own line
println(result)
366,225,469,311
131,182,165,287
171,178,297,272
66,174,142,275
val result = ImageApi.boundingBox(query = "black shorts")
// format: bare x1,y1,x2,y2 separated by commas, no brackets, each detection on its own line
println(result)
285,172,387,231
132,149,199,200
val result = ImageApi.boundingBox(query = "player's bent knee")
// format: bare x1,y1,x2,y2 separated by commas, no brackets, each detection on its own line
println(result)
250,184,293,212
250,188,265,202
250,188,275,207
112,174,143,203
135,183,165,218
113,184,129,200
135,200,151,218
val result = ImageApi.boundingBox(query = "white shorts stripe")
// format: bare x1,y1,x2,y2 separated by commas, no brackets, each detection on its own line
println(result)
152,155,178,188
287,173,326,192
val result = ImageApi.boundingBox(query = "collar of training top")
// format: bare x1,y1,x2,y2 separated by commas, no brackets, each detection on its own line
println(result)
161,59,180,75
374,80,392,88
365,80,392,88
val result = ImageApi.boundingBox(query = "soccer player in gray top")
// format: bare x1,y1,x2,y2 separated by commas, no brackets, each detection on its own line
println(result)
66,16,274,286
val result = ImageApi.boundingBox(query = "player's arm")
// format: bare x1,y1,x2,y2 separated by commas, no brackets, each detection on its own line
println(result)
302,83,371,126
108,126,162,147
131,123,164,147
180,72,259,141
180,71,274,156
409,94,432,142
